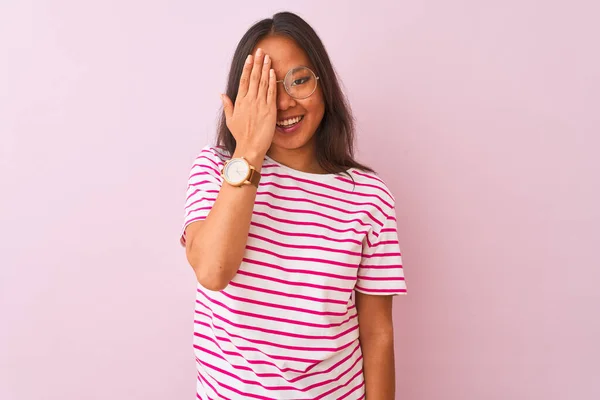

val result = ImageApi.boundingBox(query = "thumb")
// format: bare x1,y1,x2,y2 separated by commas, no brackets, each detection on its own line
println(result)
221,94,233,121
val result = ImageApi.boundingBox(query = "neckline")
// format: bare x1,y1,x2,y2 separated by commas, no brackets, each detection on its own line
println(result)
263,154,353,179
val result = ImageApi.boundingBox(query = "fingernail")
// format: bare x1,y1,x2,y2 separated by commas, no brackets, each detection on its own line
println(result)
245,55,252,64
256,48,263,56
264,54,270,64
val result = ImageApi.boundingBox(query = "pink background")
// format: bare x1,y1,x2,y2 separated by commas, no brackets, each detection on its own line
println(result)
1,1,599,399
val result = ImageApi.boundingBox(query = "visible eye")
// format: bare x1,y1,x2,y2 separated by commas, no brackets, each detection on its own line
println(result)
291,76,311,86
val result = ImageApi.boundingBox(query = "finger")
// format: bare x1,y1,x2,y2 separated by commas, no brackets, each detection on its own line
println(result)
221,94,234,121
247,48,264,98
237,54,253,99
257,54,271,101
266,68,276,105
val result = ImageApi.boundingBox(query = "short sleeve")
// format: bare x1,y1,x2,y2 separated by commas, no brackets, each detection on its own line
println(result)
355,205,407,295
179,145,224,247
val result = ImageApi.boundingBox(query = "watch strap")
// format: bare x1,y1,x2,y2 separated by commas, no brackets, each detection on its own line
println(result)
247,168,261,188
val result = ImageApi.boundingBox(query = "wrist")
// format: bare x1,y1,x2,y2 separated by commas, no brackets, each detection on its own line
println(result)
232,147,265,171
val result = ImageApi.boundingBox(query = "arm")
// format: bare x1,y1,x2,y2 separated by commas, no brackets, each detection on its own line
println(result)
185,149,264,291
185,48,277,291
355,292,396,400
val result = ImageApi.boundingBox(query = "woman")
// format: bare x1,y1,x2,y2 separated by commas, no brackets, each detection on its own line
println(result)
180,11,407,400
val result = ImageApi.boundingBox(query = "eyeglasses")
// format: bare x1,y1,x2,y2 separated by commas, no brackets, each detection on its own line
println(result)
275,66,320,100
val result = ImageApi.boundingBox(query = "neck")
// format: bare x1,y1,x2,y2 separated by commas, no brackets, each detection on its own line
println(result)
267,143,326,174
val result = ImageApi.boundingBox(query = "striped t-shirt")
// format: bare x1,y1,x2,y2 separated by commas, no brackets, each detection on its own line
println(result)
180,145,407,400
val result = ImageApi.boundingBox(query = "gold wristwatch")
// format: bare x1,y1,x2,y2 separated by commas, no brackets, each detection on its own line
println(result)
221,157,261,188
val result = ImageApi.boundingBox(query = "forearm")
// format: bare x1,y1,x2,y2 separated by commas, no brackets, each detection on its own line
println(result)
187,149,264,290
360,333,396,400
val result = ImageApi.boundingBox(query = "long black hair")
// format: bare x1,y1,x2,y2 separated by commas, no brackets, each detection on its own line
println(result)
216,11,374,175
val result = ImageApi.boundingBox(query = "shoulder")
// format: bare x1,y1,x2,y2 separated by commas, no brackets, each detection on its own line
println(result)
191,144,231,168
187,145,231,181
346,168,397,209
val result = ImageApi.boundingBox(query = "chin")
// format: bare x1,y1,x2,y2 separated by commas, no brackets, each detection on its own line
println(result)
272,119,320,151
272,130,317,151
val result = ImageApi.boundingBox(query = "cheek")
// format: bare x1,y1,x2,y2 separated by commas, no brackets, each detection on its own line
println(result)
303,95,325,124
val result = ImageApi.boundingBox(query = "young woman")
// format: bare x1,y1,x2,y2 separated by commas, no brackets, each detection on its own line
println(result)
180,11,407,400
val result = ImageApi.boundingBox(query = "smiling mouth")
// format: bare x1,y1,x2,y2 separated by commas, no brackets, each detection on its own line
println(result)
276,115,304,128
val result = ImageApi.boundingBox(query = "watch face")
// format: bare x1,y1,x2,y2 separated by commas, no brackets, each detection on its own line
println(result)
223,158,250,184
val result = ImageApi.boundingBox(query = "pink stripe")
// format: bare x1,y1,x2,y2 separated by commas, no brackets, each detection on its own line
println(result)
361,251,402,259
218,284,353,316
261,171,348,190
198,148,226,163
381,227,397,233
257,181,387,218
210,148,230,159
194,331,319,364
250,221,362,245
196,291,357,329
246,245,359,269
236,270,352,293
195,350,281,379
191,162,222,178
302,354,362,393
200,148,221,157
186,200,217,217
365,234,374,248
358,263,403,270
242,257,356,282
294,344,361,384
366,239,399,248
197,371,230,400
252,211,369,236
352,169,386,184
184,215,208,226
356,275,405,281
190,170,219,180
336,376,366,399
198,358,298,392
228,281,347,305
190,179,219,188
260,171,393,209
193,341,314,374
254,201,373,229
186,192,215,208
195,306,358,343
242,256,357,282
195,155,223,169
335,176,394,203
186,188,202,202
185,207,211,222
354,285,407,294
197,368,277,400
315,368,364,400
248,233,361,257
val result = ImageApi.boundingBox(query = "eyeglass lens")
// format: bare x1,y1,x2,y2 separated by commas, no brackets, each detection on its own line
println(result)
284,67,318,99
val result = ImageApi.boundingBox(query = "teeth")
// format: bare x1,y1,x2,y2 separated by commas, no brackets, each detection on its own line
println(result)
277,116,303,127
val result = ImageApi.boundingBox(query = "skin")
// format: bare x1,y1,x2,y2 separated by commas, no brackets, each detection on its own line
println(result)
190,35,397,398
254,35,327,174
356,293,396,399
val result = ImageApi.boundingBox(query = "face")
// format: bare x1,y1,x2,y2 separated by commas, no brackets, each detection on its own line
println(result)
253,35,325,156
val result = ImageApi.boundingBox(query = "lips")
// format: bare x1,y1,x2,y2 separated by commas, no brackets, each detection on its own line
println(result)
276,115,304,134
276,115,304,128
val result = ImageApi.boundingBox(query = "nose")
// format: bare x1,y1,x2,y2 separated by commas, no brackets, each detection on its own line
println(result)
276,84,297,111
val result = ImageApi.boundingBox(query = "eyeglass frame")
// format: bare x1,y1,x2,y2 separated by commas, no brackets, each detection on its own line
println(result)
275,66,320,100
